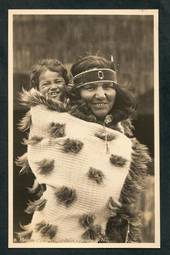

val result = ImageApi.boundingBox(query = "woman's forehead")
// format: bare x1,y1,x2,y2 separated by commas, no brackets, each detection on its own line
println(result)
81,81,114,87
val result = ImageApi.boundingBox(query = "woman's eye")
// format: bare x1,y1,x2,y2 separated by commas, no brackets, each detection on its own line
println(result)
85,86,95,91
103,84,114,89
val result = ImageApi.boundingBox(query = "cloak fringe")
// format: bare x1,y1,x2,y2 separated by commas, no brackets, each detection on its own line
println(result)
27,180,46,199
19,88,66,112
106,215,130,242
69,100,97,123
120,119,134,138
108,197,122,211
19,222,31,231
15,230,33,243
27,179,40,194
15,153,31,175
82,225,102,240
110,138,151,242
18,110,32,132
25,197,47,214
23,136,43,145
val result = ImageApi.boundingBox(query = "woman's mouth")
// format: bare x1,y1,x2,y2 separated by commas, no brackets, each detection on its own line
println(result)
92,103,107,108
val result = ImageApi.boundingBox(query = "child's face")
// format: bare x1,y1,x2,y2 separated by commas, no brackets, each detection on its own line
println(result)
39,69,66,101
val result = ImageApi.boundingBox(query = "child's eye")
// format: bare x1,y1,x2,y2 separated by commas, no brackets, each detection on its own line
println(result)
40,81,50,87
54,79,65,84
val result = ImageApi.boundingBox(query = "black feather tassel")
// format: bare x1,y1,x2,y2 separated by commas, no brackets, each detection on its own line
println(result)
35,221,57,239
79,214,95,228
95,131,116,141
36,158,55,175
87,167,105,184
110,154,127,167
48,122,65,138
55,186,77,207
63,138,83,153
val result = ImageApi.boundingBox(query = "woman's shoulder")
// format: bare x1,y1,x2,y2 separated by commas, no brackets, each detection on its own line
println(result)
120,119,135,138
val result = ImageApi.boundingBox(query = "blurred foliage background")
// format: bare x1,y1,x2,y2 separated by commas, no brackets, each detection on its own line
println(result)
13,14,155,242
13,15,154,106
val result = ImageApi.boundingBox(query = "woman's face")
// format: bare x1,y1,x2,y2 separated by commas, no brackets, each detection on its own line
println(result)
80,82,116,120
39,69,65,101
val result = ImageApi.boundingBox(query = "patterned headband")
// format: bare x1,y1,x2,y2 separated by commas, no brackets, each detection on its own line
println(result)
72,68,118,88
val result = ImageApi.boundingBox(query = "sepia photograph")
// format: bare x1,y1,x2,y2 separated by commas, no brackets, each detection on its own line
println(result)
8,9,159,248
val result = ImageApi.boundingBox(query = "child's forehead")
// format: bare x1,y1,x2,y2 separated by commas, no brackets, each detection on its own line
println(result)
39,69,64,81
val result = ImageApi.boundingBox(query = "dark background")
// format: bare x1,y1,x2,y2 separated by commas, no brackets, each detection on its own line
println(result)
1,0,170,254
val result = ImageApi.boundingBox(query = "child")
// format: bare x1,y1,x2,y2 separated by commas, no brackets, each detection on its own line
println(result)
30,58,69,103
18,58,69,133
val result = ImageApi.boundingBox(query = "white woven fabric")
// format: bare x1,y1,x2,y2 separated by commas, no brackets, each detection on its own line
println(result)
27,105,133,242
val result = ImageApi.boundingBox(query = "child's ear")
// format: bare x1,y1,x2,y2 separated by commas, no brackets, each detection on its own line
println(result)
29,80,39,91
30,71,39,90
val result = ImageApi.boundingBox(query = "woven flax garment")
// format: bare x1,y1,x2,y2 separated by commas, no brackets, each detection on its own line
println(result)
18,103,133,243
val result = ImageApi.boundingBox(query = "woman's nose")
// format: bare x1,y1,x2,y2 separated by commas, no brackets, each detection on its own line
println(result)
95,86,106,98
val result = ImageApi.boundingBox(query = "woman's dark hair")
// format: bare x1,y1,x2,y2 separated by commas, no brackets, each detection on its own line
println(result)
69,55,136,124
30,59,69,89
71,55,116,76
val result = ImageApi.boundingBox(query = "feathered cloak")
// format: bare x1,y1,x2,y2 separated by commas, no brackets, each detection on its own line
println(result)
16,89,151,243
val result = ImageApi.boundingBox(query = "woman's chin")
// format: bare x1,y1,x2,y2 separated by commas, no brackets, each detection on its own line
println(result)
91,110,109,120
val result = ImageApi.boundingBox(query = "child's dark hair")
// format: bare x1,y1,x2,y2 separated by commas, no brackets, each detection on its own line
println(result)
69,55,136,124
30,59,69,89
